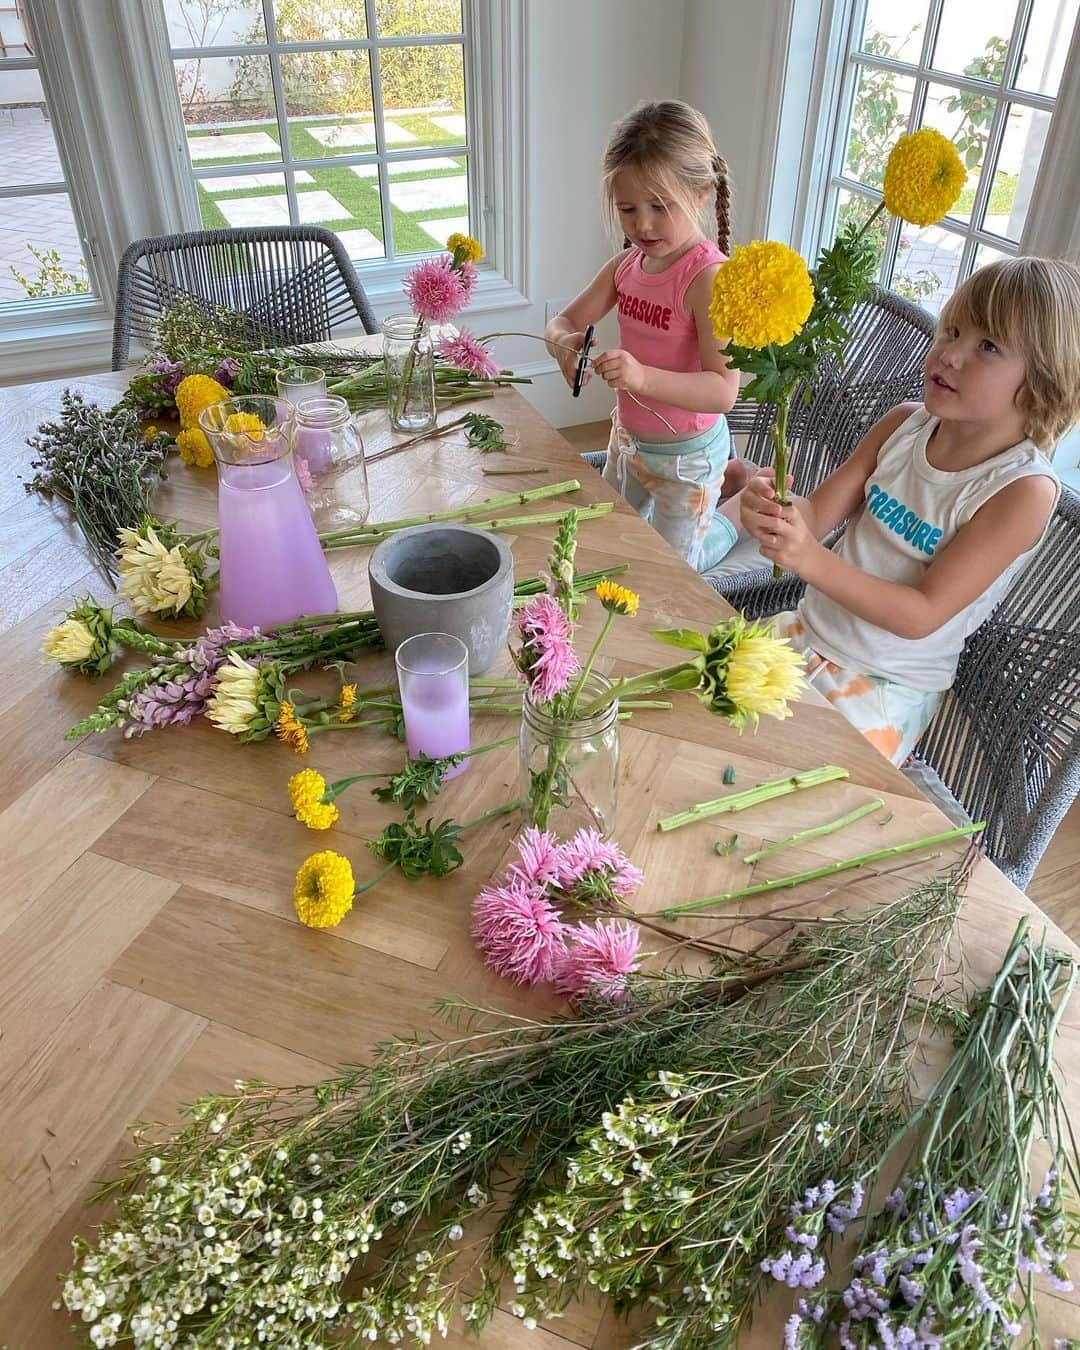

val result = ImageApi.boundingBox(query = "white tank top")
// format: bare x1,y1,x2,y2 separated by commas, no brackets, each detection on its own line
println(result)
798,406,1060,692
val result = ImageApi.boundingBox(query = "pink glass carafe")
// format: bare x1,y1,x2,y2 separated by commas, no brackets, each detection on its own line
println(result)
198,395,338,629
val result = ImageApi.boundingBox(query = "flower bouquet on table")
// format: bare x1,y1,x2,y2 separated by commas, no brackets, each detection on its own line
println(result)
514,511,806,836
709,128,966,577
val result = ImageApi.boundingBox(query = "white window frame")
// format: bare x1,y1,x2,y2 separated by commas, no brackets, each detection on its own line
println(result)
788,0,1080,296
151,0,526,316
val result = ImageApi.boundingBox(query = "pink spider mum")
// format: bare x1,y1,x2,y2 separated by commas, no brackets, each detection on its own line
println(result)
472,878,567,985
515,594,580,703
555,828,643,897
403,255,469,323
508,825,564,888
435,328,500,379
456,260,478,305
553,920,641,1002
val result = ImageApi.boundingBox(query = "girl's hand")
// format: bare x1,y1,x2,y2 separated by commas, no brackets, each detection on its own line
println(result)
551,330,595,387
593,348,647,395
740,468,793,538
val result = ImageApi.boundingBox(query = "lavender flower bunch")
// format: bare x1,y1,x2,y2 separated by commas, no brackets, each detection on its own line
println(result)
788,918,1079,1349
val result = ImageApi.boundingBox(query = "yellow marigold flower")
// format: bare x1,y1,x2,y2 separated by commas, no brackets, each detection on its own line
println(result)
224,411,266,441
338,683,358,723
41,617,96,665
143,423,159,442
116,524,195,616
883,129,965,227
296,800,339,830
294,850,355,928
595,578,640,617
709,240,815,349
447,232,483,264
289,771,340,828
175,374,229,430
176,426,215,468
206,651,261,735
275,700,310,754
724,626,805,730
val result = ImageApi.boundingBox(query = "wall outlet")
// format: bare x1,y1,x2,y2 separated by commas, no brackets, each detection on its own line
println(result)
545,297,571,324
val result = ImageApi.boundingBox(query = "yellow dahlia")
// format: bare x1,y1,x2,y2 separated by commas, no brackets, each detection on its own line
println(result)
447,232,483,265
883,129,965,227
595,579,640,617
723,625,806,730
176,426,215,468
206,652,261,735
338,684,358,723
293,850,355,928
116,524,195,616
275,701,310,754
41,618,97,666
175,374,229,430
709,241,815,349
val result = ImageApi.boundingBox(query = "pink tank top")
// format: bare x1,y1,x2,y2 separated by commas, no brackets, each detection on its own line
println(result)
612,238,726,440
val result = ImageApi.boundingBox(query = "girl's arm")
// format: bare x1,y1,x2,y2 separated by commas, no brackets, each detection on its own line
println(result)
591,264,739,413
760,472,1058,641
544,253,625,387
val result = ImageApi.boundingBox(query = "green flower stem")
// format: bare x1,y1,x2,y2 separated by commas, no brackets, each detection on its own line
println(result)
390,316,427,427
656,765,850,833
567,609,616,716
770,391,792,580
321,503,613,551
579,660,696,716
460,799,524,832
851,197,887,246
741,798,886,864
317,480,584,544
353,860,397,896
657,821,985,916
482,468,547,476
325,734,520,800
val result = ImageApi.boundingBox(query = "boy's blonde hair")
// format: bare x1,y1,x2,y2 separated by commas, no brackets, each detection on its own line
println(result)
601,100,732,255
938,256,1080,452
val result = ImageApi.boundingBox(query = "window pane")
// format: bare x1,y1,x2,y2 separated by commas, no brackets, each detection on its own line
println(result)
166,1,266,48
378,43,464,148
919,81,999,223
0,6,33,58
979,102,1052,240
972,241,1014,272
931,1,1014,81
177,55,278,163
0,192,92,305
843,64,914,190
280,50,375,158
889,221,964,313
273,1,367,43
835,188,889,271
1016,0,1080,96
383,162,470,256
0,77,63,187
859,0,928,63
375,0,462,37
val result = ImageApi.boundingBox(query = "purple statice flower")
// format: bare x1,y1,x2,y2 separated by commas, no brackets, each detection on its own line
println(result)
827,1181,865,1233
899,1273,923,1306
884,1186,909,1215
760,1248,825,1290
796,1299,825,1324
146,357,187,395
943,1186,980,1224
783,1314,803,1349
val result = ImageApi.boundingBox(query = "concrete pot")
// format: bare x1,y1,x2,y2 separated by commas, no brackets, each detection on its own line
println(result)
368,524,515,674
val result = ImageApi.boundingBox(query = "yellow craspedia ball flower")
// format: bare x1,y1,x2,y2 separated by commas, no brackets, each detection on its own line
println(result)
294,850,355,928
883,129,965,227
175,426,215,468
709,241,815,349
175,374,230,430
447,232,483,264
724,625,806,731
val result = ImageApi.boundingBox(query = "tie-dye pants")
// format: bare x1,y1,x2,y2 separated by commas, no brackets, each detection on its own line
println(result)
602,411,735,571
772,611,941,766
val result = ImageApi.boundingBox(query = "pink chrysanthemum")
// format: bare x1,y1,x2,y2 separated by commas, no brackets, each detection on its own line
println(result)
472,878,567,985
555,829,635,887
435,328,500,379
403,255,469,323
515,594,580,703
456,260,478,305
553,920,640,1002
508,825,564,888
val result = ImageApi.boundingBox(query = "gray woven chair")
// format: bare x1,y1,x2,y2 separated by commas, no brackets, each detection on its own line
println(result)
706,485,1080,889
112,226,378,368
708,285,936,608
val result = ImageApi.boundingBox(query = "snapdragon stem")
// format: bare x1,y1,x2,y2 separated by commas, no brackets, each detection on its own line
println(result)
656,765,850,833
321,503,613,550
741,799,885,864
657,822,985,916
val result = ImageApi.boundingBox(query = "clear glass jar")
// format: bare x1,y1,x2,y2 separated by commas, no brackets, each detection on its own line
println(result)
520,673,619,839
293,395,370,531
383,313,437,433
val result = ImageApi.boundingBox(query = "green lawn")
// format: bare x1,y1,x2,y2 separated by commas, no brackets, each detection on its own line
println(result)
955,172,1018,219
187,110,467,255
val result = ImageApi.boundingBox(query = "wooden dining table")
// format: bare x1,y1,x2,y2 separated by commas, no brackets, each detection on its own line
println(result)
1,362,1078,1348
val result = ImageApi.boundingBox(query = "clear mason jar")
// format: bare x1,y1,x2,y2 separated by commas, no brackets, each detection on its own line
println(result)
293,395,370,531
383,313,437,433
520,672,619,839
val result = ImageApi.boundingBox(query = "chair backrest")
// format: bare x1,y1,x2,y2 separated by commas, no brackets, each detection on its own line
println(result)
112,226,379,369
727,285,936,496
917,484,1080,887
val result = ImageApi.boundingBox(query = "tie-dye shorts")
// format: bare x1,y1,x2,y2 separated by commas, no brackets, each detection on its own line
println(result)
772,611,941,766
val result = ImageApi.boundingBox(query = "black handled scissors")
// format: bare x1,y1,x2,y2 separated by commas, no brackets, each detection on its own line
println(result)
572,324,595,398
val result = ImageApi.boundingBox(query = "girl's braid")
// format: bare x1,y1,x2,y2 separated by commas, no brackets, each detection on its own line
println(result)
714,154,733,255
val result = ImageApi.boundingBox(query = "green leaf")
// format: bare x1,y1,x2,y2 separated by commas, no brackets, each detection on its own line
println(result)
649,628,708,653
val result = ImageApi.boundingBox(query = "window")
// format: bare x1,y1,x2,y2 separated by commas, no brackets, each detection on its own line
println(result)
166,0,473,269
815,0,1079,312
0,0,99,309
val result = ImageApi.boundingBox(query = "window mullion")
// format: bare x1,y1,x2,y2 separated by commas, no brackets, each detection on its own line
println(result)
365,0,394,261
262,0,299,227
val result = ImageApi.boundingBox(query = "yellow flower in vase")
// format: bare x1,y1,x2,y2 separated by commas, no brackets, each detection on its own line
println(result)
721,622,806,729
595,579,640,617
883,129,966,227
294,850,355,928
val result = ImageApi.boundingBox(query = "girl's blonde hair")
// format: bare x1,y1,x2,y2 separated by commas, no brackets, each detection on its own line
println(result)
939,256,1080,451
601,100,732,255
